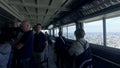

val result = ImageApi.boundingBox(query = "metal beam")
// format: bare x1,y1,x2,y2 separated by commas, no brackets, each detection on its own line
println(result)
103,17,106,46
37,0,39,22
45,0,71,26
25,17,45,23
0,0,23,20
21,0,32,19
25,18,41,20
8,2,69,11
20,12,53,16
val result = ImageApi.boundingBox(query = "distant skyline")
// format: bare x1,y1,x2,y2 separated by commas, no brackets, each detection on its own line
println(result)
58,16,120,34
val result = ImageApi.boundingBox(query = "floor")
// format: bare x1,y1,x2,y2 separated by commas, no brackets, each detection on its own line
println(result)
45,45,57,68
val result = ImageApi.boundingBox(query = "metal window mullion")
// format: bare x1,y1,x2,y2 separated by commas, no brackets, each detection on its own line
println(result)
56,28,57,36
55,28,56,36
49,29,50,36
37,0,39,22
75,21,80,29
103,17,106,46
75,21,83,30
80,22,83,29
53,28,54,37
67,25,68,38
50,29,51,35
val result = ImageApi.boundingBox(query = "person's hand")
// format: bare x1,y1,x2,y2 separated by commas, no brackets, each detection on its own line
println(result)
16,43,24,49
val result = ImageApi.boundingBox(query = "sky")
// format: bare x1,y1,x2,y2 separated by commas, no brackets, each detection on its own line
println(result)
41,30,49,34
63,25,75,34
52,16,120,36
84,16,120,33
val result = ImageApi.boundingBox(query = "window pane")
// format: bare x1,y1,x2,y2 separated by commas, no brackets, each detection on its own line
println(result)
56,28,59,37
54,28,59,37
84,20,103,45
68,25,75,40
41,30,49,34
63,26,67,38
51,29,53,35
49,29,51,35
54,29,56,36
106,16,120,49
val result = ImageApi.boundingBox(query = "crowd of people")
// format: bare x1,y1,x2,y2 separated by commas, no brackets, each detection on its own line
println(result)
0,20,92,68
0,21,49,68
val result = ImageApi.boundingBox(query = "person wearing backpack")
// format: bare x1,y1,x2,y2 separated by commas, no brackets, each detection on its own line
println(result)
69,29,92,68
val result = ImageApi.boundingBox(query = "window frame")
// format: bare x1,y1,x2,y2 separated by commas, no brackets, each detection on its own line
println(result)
84,19,104,45
83,16,120,49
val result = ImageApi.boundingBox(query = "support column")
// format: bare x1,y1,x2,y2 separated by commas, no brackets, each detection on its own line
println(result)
58,21,63,32
49,29,51,36
59,26,63,32
103,17,106,46
53,28,55,37
67,25,68,38
75,21,83,29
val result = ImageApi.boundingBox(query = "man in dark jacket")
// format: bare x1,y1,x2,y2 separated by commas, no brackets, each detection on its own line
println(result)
33,24,48,68
16,21,34,68
55,31,67,68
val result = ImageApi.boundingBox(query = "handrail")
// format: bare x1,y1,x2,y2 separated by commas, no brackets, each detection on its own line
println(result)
92,54,120,67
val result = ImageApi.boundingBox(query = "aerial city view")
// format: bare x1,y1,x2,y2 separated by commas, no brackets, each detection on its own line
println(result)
85,32,120,49
54,16,120,49
64,32,120,49
62,16,120,49
84,16,120,49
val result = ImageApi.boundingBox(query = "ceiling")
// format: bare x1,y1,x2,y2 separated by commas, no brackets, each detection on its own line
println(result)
53,0,120,26
3,0,74,26
1,0,120,28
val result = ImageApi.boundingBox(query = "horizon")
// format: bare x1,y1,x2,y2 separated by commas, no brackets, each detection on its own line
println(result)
84,16,120,33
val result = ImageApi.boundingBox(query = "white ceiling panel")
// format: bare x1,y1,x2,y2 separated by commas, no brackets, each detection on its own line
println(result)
38,8,46,15
9,0,21,2
5,0,71,26
14,6,27,13
47,9,57,15
24,15,30,19
38,16,44,20
38,0,50,5
24,0,35,4
51,0,66,7
27,7,36,13
43,16,51,23
31,15,37,19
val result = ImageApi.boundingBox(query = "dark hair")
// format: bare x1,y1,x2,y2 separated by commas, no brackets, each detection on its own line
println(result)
36,23,42,26
74,29,85,39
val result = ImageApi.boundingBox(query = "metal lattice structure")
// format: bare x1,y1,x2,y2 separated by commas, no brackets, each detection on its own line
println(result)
0,0,120,28
1,0,74,26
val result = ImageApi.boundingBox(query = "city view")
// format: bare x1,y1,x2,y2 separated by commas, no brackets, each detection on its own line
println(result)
85,32,103,45
64,32,120,49
85,32,120,49
106,32,120,49
56,16,120,49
